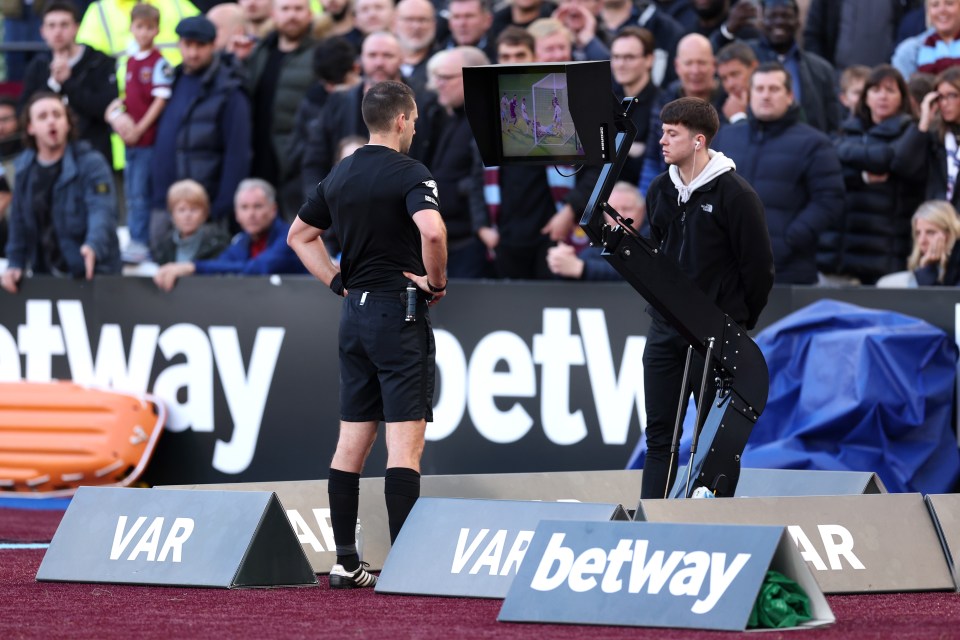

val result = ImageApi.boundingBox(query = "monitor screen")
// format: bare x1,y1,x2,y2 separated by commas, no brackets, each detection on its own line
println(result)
464,61,614,167
497,71,584,162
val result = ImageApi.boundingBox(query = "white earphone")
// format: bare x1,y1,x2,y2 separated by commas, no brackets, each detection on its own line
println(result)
695,139,701,149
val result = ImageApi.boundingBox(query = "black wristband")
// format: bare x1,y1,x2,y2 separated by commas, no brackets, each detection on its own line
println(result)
428,281,446,293
329,272,344,296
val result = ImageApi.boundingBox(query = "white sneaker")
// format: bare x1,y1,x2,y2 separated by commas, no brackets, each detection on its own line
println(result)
329,562,377,589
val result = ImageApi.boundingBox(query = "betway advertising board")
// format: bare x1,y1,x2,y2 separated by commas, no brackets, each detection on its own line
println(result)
0,277,958,484
499,520,834,631
0,277,651,483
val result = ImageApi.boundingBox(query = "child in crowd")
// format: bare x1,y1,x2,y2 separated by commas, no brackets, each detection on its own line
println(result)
153,179,230,265
838,65,870,118
107,3,173,264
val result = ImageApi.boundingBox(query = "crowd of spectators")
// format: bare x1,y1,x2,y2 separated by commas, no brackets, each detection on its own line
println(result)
3,0,960,291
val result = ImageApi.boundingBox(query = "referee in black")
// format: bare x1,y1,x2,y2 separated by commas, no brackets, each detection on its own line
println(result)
288,81,448,589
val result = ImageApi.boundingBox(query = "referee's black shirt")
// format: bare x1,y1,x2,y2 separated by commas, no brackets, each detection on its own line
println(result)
298,144,441,292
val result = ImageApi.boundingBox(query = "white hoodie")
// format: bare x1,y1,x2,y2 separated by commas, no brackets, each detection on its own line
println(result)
668,149,737,205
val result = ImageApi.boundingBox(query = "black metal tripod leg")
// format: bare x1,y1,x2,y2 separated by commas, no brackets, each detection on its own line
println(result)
683,338,715,497
663,345,694,499
670,390,758,498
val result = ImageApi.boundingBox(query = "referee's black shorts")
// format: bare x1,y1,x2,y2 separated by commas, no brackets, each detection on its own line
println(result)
339,289,436,423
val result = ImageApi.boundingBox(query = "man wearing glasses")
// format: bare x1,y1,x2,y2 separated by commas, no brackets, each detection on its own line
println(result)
611,26,659,186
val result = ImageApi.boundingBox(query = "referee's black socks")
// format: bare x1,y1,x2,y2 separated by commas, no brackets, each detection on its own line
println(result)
328,467,361,572
385,467,421,544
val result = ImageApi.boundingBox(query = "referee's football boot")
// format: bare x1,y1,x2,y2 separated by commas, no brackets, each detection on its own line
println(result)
329,562,378,589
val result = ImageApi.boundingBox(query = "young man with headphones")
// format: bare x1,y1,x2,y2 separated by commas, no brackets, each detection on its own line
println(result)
640,97,774,501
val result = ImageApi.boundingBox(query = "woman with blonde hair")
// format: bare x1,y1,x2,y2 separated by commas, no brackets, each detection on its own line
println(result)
909,200,960,286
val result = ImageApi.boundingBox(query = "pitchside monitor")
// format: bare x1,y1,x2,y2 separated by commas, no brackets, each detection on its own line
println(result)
463,61,614,167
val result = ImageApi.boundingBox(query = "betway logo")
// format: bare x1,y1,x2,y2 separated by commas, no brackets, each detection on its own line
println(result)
431,308,647,445
530,533,750,614
0,301,645,473
0,300,284,474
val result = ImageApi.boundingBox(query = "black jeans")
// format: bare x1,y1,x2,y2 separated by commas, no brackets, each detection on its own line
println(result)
640,316,709,499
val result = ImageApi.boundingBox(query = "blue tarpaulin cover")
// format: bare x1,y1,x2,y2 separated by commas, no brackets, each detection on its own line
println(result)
629,299,960,494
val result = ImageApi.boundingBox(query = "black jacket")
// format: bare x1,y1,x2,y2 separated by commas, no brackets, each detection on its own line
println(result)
153,55,252,221
20,46,117,165
748,38,842,134
900,124,960,210
488,2,557,46
285,83,329,189
301,82,442,196
246,32,317,181
712,106,845,284
425,107,484,246
617,80,659,187
301,83,364,197
646,168,774,329
820,114,926,284
633,2,684,88
915,245,960,286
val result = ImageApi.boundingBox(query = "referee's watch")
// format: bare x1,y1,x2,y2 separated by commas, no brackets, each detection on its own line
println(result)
428,281,446,293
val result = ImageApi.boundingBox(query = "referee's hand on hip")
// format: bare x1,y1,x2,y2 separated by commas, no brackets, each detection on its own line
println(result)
404,271,447,306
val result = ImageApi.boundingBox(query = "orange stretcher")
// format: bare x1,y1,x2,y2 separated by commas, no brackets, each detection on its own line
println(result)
0,381,165,497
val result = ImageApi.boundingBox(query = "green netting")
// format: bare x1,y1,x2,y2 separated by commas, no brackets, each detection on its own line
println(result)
747,570,813,629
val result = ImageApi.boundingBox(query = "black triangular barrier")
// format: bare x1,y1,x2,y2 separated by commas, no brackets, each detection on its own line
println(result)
36,487,317,588
232,494,319,587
